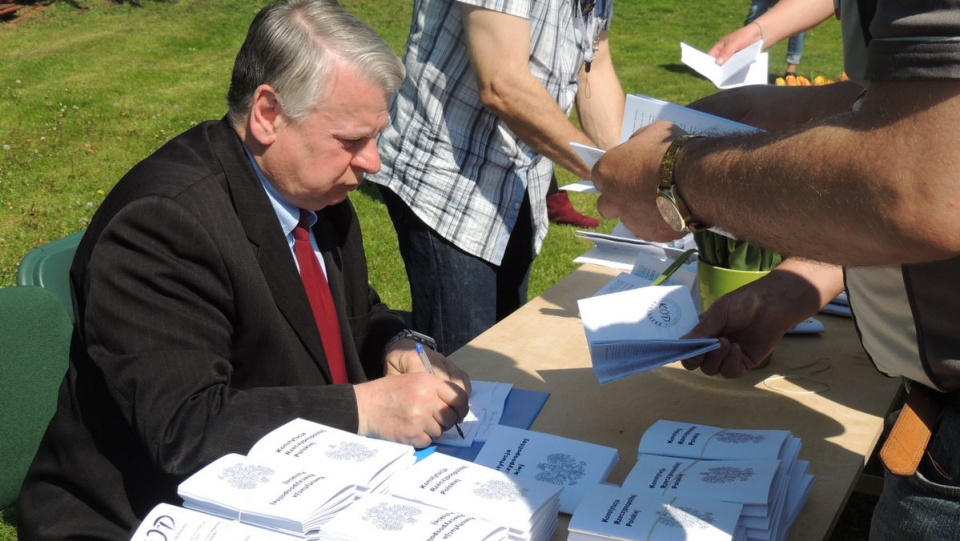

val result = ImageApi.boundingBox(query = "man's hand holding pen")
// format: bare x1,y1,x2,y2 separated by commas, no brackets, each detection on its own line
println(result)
357,336,471,447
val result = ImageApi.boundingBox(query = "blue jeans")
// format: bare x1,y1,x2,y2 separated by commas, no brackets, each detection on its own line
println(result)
871,401,960,540
379,187,534,355
745,0,805,66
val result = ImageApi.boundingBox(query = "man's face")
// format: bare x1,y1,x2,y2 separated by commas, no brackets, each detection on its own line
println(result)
261,64,389,210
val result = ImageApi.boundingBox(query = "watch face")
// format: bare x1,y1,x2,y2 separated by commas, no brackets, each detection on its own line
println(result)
656,194,686,233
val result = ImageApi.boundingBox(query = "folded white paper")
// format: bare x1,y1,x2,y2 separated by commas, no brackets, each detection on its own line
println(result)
680,40,768,89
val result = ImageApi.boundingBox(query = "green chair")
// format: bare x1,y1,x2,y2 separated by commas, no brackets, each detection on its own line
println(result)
16,231,84,321
0,286,73,509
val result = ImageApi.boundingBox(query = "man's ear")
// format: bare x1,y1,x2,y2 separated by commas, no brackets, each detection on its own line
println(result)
249,84,283,145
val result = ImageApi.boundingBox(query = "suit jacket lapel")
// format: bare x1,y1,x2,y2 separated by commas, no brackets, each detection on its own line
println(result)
209,122,335,382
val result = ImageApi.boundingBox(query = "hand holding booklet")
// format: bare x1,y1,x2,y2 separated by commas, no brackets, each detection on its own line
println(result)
578,285,720,384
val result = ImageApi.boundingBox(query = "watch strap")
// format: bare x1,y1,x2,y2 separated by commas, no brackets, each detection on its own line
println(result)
385,329,437,353
657,134,706,232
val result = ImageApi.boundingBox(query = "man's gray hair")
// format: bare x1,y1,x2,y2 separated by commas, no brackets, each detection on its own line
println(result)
226,0,404,127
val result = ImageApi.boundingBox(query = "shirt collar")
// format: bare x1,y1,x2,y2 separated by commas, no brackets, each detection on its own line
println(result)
242,144,316,238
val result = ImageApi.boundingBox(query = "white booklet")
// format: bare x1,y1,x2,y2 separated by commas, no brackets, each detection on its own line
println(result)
638,420,793,462
247,418,416,493
577,285,720,384
568,92,760,187
434,380,514,447
131,503,299,541
177,453,358,536
318,493,509,541
472,425,618,514
619,94,761,143
384,452,562,541
680,40,769,89
621,454,781,517
568,484,744,541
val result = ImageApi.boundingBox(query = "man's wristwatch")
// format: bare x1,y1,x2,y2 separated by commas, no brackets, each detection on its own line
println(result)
385,329,437,352
656,134,706,233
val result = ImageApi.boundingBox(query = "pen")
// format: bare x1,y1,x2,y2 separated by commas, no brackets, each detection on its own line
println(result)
415,342,465,439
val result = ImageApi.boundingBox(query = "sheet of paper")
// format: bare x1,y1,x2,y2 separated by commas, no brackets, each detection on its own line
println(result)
560,180,598,193
434,380,513,447
620,93,761,142
680,40,768,89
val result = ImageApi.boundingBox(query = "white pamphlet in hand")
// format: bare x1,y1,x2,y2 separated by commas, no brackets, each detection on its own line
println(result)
680,40,768,89
578,285,720,384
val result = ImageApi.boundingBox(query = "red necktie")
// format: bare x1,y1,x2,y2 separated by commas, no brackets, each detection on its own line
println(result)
293,210,348,384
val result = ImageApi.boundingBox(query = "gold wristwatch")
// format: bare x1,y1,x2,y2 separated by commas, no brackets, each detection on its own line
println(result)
656,134,705,233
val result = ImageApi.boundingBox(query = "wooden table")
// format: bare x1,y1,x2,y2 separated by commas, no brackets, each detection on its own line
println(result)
449,264,903,540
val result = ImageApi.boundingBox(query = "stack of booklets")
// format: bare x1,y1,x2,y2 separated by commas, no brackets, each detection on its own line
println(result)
175,418,418,537
384,451,563,541
310,492,510,541
131,503,300,541
132,498,511,541
568,420,812,541
568,484,745,541
142,417,564,541
473,425,619,514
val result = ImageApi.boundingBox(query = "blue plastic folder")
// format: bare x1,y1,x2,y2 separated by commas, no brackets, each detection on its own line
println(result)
414,388,550,462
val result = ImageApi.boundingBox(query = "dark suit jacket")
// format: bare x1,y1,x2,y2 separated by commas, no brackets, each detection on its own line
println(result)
18,120,407,540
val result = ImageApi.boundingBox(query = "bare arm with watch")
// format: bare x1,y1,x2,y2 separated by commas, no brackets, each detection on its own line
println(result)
593,80,960,266
355,329,472,447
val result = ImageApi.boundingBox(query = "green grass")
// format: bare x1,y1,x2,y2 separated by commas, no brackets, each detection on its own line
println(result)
0,1,852,539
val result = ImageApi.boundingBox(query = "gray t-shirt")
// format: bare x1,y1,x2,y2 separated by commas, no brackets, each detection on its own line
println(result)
843,0,960,391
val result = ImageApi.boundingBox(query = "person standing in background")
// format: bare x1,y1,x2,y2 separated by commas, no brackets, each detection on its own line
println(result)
372,0,625,355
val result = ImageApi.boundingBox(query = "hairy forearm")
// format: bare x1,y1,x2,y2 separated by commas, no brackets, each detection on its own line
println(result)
680,80,960,265
689,81,865,132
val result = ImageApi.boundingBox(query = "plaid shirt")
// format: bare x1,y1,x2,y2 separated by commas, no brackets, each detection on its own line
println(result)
371,0,613,265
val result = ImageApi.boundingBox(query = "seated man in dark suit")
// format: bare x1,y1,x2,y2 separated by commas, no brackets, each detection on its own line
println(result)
17,1,471,538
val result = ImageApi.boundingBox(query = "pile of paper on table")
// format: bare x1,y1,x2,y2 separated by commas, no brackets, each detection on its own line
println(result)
385,451,563,541
315,492,510,541
568,484,745,541
567,420,813,541
473,425,619,514
175,418,418,537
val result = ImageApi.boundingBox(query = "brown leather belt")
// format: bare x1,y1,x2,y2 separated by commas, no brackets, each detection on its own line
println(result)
880,383,960,476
